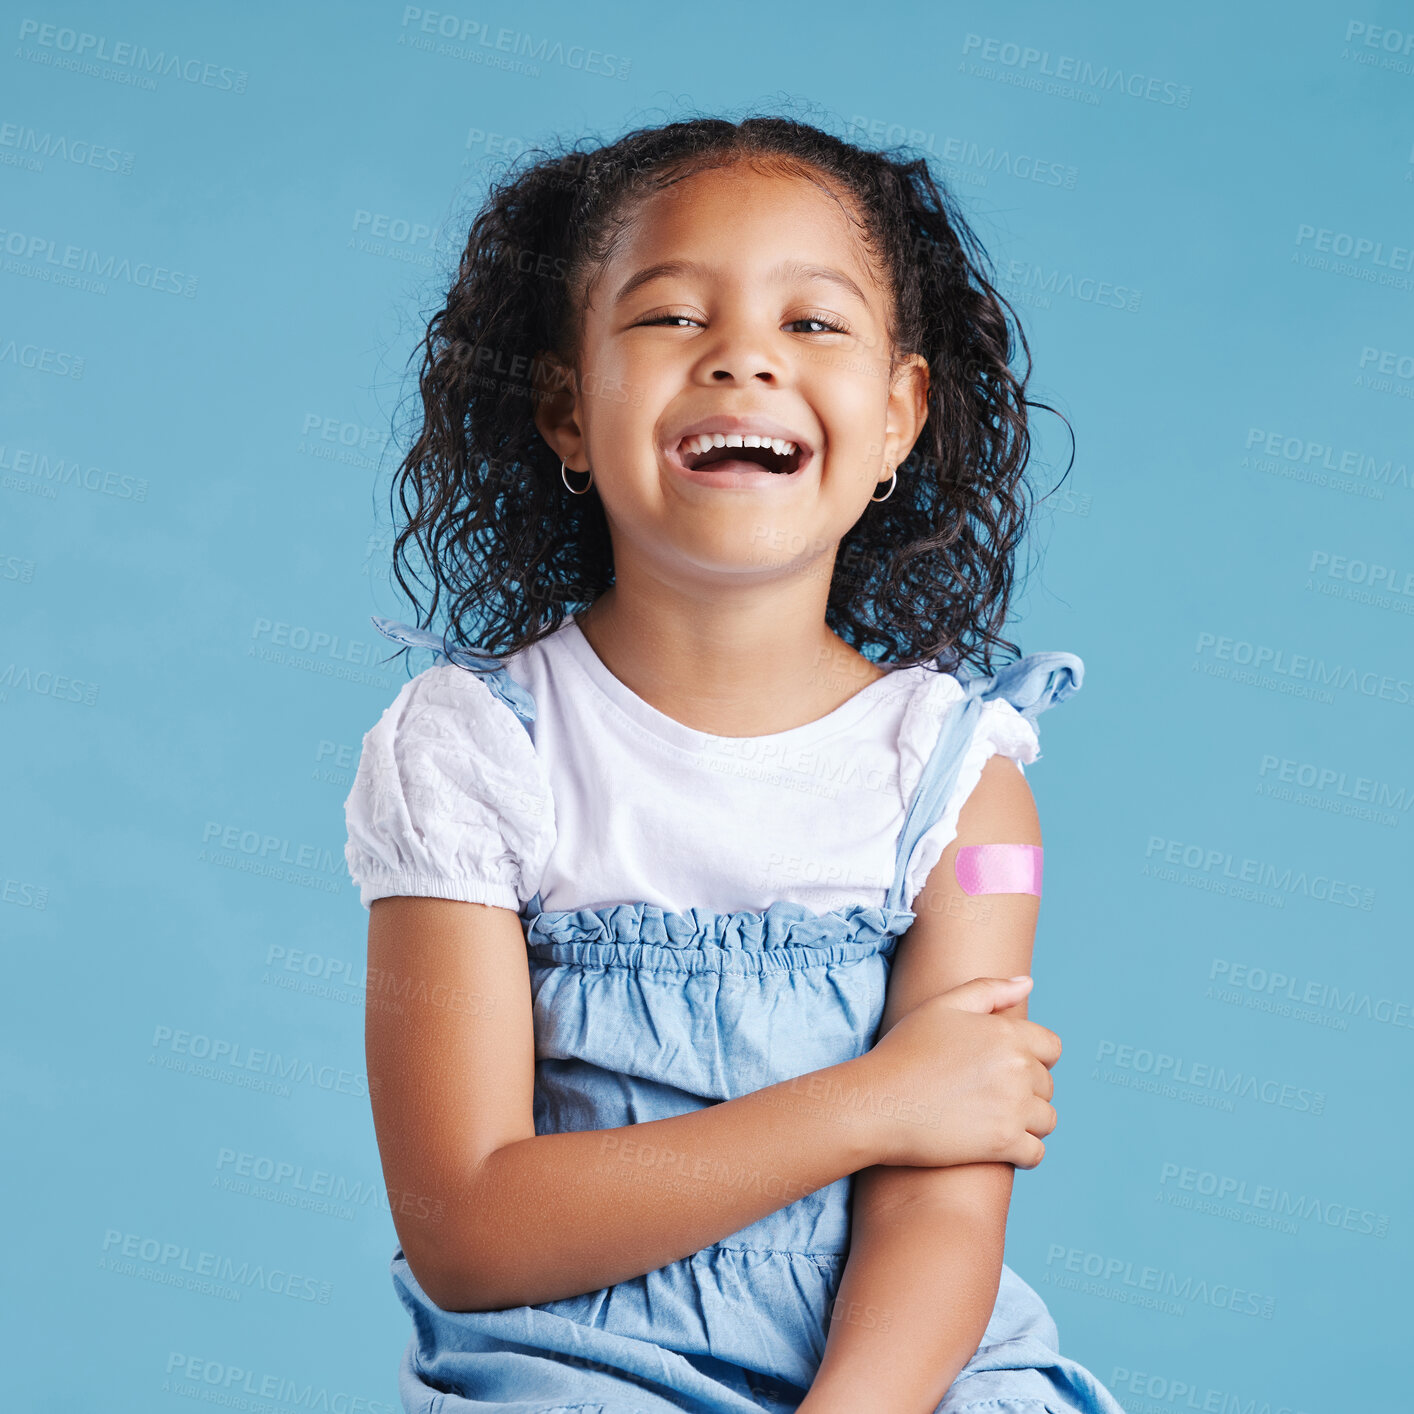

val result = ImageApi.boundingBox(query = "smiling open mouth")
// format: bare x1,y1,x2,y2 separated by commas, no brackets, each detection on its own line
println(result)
676,434,806,475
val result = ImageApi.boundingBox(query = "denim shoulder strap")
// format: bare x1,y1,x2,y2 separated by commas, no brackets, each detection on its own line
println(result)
369,615,537,735
884,651,1084,914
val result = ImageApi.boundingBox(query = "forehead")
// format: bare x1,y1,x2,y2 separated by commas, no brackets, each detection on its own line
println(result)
590,160,885,305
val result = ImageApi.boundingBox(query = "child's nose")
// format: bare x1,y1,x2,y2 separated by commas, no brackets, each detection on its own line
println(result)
710,365,778,383
695,314,789,385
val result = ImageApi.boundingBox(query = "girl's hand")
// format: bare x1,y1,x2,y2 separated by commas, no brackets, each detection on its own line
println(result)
852,975,1060,1169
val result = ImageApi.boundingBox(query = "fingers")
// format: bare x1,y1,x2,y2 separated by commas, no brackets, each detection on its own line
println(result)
1025,1095,1057,1140
1020,1018,1063,1067
1011,1132,1047,1170
941,975,1035,1015
997,1089,1056,1171
1029,1055,1055,1101
948,984,1063,1064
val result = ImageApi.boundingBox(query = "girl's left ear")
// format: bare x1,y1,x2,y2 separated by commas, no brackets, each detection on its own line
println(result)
884,352,930,469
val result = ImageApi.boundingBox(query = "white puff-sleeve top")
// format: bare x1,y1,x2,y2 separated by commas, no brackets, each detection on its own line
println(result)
895,691,1040,909
343,664,556,912
343,617,1043,918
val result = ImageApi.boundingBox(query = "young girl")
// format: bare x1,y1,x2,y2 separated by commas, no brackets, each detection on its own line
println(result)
344,116,1127,1414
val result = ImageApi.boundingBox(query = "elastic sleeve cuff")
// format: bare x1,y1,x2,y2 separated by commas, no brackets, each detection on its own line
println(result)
354,868,522,913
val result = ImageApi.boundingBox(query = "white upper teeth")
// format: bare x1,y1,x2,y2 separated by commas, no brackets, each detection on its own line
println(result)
680,433,798,457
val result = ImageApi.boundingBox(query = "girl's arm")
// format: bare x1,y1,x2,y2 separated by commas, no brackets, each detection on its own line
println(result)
801,753,1047,1413
366,894,888,1314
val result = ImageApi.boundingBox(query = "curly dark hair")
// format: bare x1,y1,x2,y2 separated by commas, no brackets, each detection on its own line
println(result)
381,109,1073,676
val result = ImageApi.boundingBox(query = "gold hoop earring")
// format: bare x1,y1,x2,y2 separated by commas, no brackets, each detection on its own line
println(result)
561,460,593,495
870,467,897,503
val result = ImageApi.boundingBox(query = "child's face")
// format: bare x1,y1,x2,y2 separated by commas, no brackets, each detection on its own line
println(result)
537,160,929,593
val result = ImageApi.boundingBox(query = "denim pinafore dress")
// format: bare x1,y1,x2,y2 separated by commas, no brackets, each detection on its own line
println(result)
368,617,1125,1414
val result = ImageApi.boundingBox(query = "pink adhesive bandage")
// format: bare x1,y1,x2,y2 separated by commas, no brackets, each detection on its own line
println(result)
954,843,1043,897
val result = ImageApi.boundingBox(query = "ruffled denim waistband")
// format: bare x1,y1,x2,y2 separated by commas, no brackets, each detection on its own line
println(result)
523,899,914,976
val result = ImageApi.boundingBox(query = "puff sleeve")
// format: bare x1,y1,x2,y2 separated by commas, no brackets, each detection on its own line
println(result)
898,686,1041,912
343,663,556,912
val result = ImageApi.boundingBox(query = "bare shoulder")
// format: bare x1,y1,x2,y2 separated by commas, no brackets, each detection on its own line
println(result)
955,751,1041,845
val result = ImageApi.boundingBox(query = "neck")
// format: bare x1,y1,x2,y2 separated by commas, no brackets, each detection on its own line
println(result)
572,568,888,738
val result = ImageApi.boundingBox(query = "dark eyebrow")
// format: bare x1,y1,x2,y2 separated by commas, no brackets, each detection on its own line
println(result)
612,257,870,307
770,259,870,306
612,259,708,306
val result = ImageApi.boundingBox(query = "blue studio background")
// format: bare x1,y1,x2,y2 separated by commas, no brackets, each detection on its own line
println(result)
4,2,1410,1410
